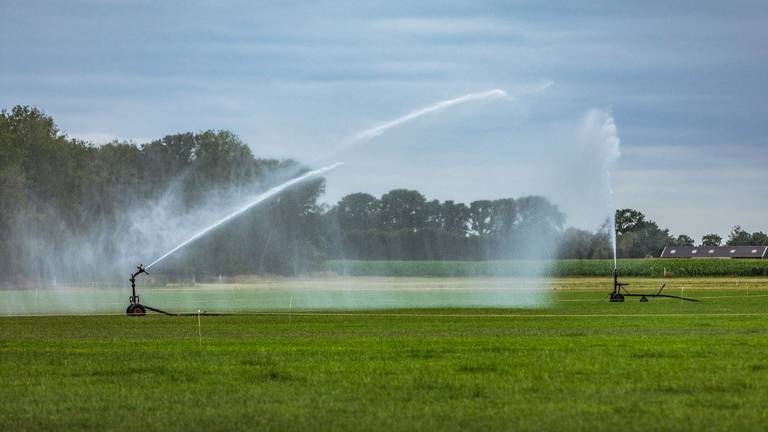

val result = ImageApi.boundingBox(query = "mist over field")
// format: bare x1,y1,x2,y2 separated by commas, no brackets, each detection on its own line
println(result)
2,103,765,291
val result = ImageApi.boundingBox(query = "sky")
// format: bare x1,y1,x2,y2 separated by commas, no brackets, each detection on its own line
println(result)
1,0,767,240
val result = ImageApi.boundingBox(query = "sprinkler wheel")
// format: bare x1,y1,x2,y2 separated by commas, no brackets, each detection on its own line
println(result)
126,303,146,316
609,292,625,302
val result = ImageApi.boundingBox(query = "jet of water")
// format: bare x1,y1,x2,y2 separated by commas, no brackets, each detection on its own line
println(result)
145,162,343,270
344,89,508,145
582,110,621,267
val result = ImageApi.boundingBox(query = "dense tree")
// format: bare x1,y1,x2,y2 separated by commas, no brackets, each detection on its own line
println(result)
727,225,752,246
726,226,768,246
673,234,695,247
440,200,470,236
379,189,427,230
751,232,768,246
701,233,723,247
558,227,611,259
490,198,517,237
468,200,494,236
614,209,673,258
335,193,380,231
615,209,647,234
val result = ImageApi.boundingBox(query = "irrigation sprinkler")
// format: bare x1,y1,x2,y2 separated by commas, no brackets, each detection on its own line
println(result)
609,268,698,303
126,264,175,316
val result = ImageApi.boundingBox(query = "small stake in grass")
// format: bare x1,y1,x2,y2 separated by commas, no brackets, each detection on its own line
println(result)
288,296,294,328
197,309,202,345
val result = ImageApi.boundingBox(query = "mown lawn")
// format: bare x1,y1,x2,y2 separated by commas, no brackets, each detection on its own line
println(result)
1,286,768,431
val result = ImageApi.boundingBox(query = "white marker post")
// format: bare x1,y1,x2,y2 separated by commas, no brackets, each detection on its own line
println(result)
197,310,202,345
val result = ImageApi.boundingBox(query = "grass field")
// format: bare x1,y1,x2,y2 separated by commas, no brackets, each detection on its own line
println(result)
2,278,768,431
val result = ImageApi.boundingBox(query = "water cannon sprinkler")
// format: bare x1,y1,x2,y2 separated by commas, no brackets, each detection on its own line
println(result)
126,264,175,316
121,162,344,316
609,267,698,303
610,268,626,302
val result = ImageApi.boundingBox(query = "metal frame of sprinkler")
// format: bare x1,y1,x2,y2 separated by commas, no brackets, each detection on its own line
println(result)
126,265,176,316
610,268,698,302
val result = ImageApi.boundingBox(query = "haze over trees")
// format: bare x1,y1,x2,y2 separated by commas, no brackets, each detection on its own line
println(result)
1,106,766,282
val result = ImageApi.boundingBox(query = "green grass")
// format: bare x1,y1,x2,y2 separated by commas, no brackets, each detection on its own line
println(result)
324,258,768,277
2,278,768,431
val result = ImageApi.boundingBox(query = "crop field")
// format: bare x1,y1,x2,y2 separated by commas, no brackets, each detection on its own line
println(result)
325,258,768,277
1,277,768,431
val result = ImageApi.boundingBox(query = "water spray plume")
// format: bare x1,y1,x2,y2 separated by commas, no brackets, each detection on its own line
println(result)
581,109,621,268
145,162,343,270
345,89,508,144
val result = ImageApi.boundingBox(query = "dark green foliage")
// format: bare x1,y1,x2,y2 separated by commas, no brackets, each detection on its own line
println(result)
0,106,324,282
558,227,611,259
702,233,723,247
327,193,565,261
379,189,428,230
334,192,381,231
673,234,695,246
614,209,673,258
727,225,768,246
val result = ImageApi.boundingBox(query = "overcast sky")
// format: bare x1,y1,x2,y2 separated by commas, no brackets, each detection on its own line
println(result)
2,0,766,240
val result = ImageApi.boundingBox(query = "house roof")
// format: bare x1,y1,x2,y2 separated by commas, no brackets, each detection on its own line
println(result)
660,245,768,258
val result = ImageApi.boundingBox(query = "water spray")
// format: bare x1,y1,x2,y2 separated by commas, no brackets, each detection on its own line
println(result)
126,162,343,316
145,162,343,271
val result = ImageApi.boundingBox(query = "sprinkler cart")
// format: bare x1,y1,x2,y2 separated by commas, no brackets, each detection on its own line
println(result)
126,264,175,316
610,268,698,303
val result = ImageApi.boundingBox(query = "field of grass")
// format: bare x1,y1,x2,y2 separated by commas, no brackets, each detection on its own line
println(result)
325,258,768,277
2,277,768,431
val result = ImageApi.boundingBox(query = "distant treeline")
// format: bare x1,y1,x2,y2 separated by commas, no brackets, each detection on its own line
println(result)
325,192,565,260
1,106,766,282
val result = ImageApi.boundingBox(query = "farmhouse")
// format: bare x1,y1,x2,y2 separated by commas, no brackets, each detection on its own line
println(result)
660,245,768,259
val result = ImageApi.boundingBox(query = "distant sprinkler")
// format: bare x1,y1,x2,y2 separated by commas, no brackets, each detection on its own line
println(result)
609,267,698,303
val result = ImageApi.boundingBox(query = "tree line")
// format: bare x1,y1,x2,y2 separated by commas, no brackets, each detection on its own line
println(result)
0,106,326,282
324,191,565,260
559,209,768,260
1,106,765,282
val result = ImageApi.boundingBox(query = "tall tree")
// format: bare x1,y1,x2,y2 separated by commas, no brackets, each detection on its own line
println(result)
751,232,768,246
701,233,722,247
490,198,517,237
335,193,380,231
673,234,695,246
727,225,752,246
441,200,469,236
468,200,494,236
615,209,647,234
379,189,427,230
